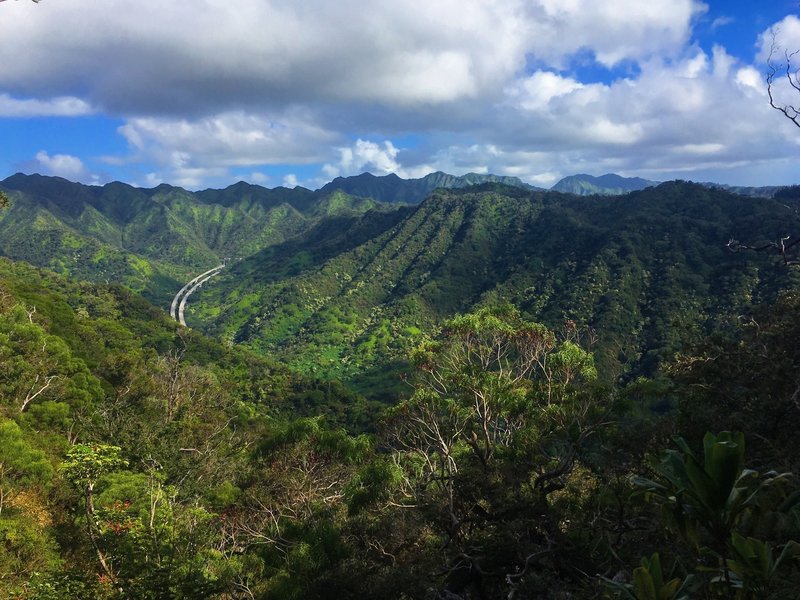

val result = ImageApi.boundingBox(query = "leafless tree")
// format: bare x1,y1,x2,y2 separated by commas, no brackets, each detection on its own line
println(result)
728,34,800,264
767,36,800,129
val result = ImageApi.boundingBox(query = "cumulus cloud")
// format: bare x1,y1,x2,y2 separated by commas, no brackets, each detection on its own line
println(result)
520,0,706,67
282,174,299,188
1,1,798,188
249,172,270,185
323,139,435,180
118,110,336,166
485,44,796,176
29,151,92,181
757,14,800,61
0,0,706,115
354,40,798,186
324,140,400,178
758,15,800,121
112,110,339,188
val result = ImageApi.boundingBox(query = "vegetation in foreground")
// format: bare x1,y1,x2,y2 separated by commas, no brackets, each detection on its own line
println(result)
1,253,799,598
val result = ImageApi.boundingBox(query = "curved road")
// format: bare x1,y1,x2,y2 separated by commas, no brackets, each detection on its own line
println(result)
170,265,224,326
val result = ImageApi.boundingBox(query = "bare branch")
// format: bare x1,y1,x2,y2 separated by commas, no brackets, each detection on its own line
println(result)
767,35,800,129
20,374,59,412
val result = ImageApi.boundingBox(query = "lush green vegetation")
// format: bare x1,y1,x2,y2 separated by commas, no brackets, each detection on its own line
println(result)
1,175,800,598
0,174,402,308
192,181,800,395
1,259,799,598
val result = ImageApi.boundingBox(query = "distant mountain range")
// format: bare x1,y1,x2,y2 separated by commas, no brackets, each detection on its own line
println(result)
549,173,788,198
317,171,786,199
550,173,659,195
0,172,396,304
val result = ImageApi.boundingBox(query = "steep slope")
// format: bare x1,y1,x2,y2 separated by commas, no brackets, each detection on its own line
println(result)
192,182,800,390
551,173,658,195
0,174,397,306
0,254,382,596
0,256,372,430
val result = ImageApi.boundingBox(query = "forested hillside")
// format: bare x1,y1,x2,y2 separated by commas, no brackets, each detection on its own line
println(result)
2,175,800,598
192,181,800,392
1,256,799,599
0,174,401,306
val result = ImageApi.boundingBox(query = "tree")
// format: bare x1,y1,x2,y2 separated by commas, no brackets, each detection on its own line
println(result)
670,291,800,472
382,305,611,597
768,36,800,129
0,418,52,515
0,304,103,424
726,34,800,264
61,444,128,585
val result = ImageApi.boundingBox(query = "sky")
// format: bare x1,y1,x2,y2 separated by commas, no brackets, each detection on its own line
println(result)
0,0,799,191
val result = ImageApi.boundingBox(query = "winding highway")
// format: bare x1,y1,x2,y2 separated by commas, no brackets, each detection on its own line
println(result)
170,265,224,326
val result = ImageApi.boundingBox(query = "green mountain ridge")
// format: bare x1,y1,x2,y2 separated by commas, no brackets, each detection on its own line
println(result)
3,173,800,398
191,181,800,393
0,173,399,306
318,170,540,203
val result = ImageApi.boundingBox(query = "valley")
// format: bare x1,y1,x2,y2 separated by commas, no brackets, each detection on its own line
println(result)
3,171,799,398
2,171,800,599
4,3,800,597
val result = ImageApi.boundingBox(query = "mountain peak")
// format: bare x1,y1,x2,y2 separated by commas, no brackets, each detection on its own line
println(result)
551,173,659,195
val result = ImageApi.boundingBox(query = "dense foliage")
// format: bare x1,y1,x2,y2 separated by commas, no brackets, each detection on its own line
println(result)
0,174,401,307
1,177,799,598
191,181,800,395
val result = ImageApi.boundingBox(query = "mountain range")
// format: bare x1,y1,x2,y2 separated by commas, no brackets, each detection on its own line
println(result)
2,171,799,396
3,167,800,597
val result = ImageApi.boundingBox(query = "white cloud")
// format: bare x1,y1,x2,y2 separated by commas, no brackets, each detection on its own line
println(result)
757,15,800,62
249,172,270,185
711,15,734,31
506,71,585,111
330,140,400,177
758,15,800,120
0,0,707,115
282,174,299,188
521,0,706,67
32,151,91,180
323,139,434,180
2,1,798,188
118,111,336,167
735,66,762,92
0,94,93,117
111,110,339,188
352,37,799,187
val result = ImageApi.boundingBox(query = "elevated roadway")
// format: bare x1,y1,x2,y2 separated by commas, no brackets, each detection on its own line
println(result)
169,264,224,326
